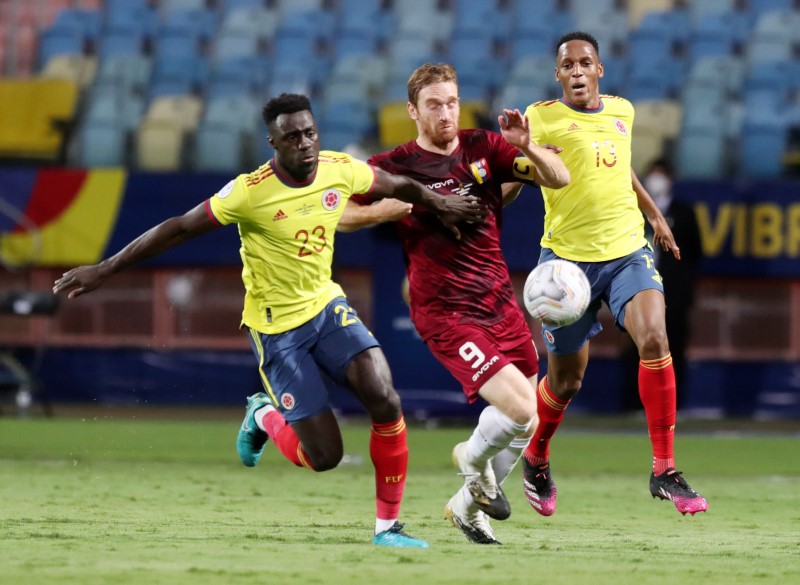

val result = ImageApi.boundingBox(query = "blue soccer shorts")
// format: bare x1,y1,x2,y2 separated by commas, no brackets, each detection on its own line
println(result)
538,246,664,355
246,296,380,423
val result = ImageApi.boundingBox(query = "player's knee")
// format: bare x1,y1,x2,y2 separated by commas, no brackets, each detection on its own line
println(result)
366,385,403,421
306,445,344,472
637,328,669,358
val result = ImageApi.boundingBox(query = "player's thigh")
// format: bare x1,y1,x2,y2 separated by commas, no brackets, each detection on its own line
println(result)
313,297,380,385
247,326,331,425
311,298,401,419
608,246,665,332
426,322,517,403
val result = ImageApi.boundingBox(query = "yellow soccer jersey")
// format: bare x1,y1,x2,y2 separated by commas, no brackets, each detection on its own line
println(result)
207,151,376,334
525,96,646,262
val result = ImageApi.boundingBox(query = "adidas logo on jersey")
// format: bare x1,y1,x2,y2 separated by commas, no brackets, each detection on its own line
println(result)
567,123,581,131
273,209,288,221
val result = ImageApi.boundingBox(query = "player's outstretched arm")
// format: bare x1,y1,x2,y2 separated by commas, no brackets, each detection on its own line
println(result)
337,198,413,232
369,167,488,238
631,169,681,260
499,108,570,189
53,203,219,299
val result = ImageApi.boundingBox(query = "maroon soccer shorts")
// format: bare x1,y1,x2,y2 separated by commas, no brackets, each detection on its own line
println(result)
424,312,539,402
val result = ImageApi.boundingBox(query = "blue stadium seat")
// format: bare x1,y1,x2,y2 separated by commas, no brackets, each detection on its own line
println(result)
77,120,127,167
509,35,553,60
636,11,683,45
676,127,726,178
748,0,794,17
160,9,217,40
194,124,246,172
746,34,793,65
319,99,374,135
98,31,145,61
151,55,208,97
686,56,745,96
50,8,102,42
688,0,736,24
219,7,278,40
207,56,268,98
38,29,84,68
739,121,786,177
220,0,267,13
333,31,378,60
161,0,208,12
213,33,260,62
688,14,739,62
95,54,152,94
154,30,202,61
204,95,260,134
628,29,673,63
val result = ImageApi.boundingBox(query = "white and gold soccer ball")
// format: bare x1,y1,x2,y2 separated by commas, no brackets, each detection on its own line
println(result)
523,259,591,327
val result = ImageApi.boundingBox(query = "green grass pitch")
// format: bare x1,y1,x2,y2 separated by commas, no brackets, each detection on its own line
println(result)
1,414,798,585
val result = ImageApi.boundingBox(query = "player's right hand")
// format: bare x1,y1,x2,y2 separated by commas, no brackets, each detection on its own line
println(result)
53,265,109,299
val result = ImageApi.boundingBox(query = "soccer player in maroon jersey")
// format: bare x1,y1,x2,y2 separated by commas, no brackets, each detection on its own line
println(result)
340,63,570,544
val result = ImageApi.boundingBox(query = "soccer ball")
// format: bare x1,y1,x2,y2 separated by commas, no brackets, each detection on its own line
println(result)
523,259,591,327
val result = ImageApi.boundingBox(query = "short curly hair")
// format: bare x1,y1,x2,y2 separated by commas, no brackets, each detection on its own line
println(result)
555,31,600,58
262,93,313,127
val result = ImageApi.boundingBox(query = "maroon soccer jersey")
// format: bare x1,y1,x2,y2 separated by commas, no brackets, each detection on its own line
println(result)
364,129,530,339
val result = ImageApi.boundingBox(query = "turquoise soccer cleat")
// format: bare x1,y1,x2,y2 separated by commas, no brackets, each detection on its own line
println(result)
373,522,430,548
236,392,272,467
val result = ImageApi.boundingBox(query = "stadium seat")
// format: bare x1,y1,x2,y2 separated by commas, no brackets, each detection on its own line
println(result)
631,128,667,175
154,30,202,61
748,0,794,17
161,0,208,12
213,33,260,62
194,124,246,172
627,0,672,28
98,30,145,61
203,95,260,135
633,100,682,140
150,55,209,98
76,120,127,167
160,8,217,40
675,127,726,178
38,28,85,67
739,122,787,177
746,34,793,65
688,0,736,24
144,96,203,132
219,7,278,40
685,56,745,96
40,54,97,88
135,121,186,171
378,102,417,148
0,79,79,161
94,54,152,95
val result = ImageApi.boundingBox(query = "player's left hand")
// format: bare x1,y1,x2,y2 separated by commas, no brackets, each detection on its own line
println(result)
498,109,531,150
650,215,681,260
437,195,488,239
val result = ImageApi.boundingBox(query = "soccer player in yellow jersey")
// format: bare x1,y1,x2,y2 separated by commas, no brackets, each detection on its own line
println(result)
53,93,488,548
518,32,708,516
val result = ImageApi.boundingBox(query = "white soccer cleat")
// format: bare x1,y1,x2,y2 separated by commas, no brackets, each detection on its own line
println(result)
452,442,511,520
444,489,500,545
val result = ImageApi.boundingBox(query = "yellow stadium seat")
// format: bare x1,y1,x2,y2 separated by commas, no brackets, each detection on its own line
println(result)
40,55,98,89
633,99,682,139
135,121,185,171
0,79,79,160
378,102,415,148
631,128,666,175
